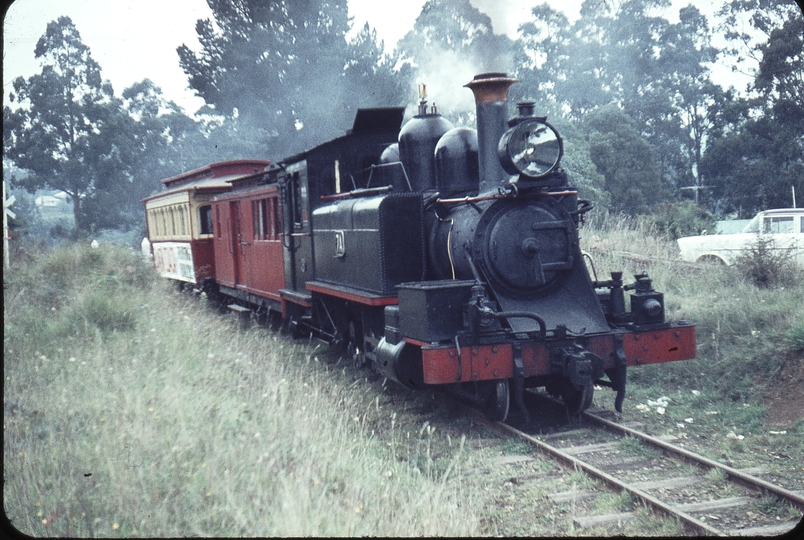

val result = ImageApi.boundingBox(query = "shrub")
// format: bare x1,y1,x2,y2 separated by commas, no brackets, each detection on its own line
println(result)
786,322,804,352
732,234,796,288
644,200,717,241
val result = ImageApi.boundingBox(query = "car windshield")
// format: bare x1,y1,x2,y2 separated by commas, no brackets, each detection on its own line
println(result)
741,215,761,233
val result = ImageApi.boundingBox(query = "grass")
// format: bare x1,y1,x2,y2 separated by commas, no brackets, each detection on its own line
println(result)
580,212,804,403
6,212,803,536
786,322,804,351
580,212,804,508
616,436,661,460
4,244,480,537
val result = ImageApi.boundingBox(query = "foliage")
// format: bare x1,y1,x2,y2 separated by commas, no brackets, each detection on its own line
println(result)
4,1,803,241
392,0,516,124
177,0,407,157
3,17,127,230
514,0,727,208
645,200,718,240
583,105,666,213
732,233,797,288
703,0,804,215
3,18,218,235
558,123,611,210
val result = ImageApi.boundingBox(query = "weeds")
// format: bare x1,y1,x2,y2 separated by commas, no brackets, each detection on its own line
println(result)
733,234,798,289
785,322,804,352
4,243,480,537
753,496,801,520
617,436,661,460
704,468,728,485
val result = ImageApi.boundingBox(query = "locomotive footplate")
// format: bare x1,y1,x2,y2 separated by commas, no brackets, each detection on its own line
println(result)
410,322,696,386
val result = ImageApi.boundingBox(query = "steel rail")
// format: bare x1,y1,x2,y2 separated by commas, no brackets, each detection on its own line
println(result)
494,421,724,536
582,411,804,512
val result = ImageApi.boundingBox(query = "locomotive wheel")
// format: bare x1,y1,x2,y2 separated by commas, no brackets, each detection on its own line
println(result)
561,382,594,414
486,380,510,422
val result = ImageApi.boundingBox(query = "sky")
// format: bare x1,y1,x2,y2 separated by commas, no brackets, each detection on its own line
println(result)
3,0,748,115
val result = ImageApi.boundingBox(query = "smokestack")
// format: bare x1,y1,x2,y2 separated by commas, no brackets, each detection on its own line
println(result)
464,73,516,194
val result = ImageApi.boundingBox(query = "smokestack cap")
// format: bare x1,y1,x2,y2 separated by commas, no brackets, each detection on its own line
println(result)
465,73,517,104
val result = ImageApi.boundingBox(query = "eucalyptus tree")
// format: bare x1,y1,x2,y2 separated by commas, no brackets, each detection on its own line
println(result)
177,0,405,157
583,104,666,214
3,16,130,231
649,5,725,201
701,0,803,214
392,0,516,124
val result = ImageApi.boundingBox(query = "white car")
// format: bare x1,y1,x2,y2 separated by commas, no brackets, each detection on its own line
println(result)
677,208,804,266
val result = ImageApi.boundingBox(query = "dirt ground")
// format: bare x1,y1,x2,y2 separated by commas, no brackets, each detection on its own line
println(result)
764,350,804,427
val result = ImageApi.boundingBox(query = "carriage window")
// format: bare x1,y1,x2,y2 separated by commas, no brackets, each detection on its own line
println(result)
200,205,213,235
253,199,268,240
270,197,281,239
763,216,794,234
179,206,186,236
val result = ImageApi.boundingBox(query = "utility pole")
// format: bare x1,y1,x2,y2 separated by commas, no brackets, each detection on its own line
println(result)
4,181,17,270
680,184,710,204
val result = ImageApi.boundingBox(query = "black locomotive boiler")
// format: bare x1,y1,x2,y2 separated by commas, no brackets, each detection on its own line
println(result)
306,73,696,421
146,72,696,422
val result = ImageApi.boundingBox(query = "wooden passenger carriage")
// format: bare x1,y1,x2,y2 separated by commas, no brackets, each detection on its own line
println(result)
143,160,271,287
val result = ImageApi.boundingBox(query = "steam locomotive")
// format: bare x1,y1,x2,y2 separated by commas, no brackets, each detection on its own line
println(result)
144,72,696,421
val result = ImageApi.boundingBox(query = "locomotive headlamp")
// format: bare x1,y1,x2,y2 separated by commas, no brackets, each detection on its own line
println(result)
497,119,563,178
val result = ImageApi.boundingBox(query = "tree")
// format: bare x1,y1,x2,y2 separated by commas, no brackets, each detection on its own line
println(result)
177,0,406,157
512,3,571,114
584,105,666,214
3,17,128,231
701,0,804,215
393,0,516,123
121,81,221,197
648,5,726,201
514,0,673,120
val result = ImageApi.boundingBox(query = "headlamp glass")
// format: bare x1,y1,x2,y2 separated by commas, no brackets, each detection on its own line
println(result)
498,119,562,178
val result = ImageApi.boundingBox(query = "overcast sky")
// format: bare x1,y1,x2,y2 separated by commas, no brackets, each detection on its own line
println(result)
3,0,746,115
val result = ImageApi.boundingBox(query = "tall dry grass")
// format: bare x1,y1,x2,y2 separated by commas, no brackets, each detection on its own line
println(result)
4,244,479,537
580,212,804,400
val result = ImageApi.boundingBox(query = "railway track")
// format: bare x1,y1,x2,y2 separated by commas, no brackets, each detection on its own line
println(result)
486,401,803,536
